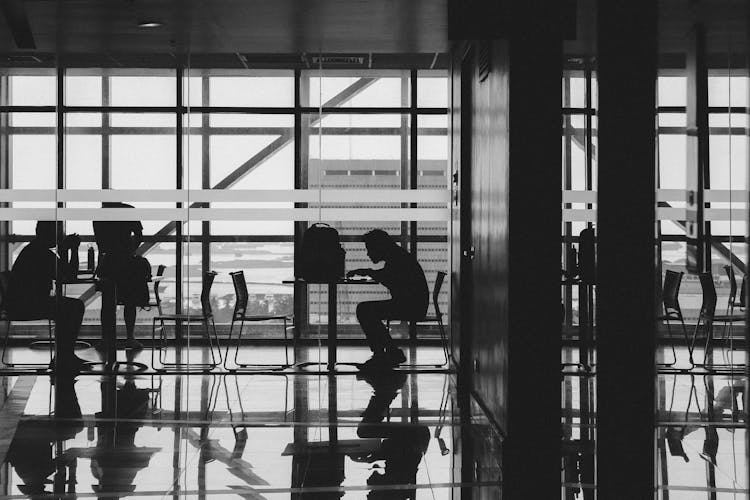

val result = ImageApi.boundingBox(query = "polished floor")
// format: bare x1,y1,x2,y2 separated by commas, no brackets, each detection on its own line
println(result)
0,345,745,498
562,345,748,500
0,346,500,499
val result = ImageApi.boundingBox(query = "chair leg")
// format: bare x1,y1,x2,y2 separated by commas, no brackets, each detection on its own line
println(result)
1,320,11,367
702,319,714,366
234,319,245,368
677,313,693,366
210,317,222,365
203,318,217,368
437,317,450,366
659,319,677,367
283,317,289,367
224,317,235,370
47,320,54,363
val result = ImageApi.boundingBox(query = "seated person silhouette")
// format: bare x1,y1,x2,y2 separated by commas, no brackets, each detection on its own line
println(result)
6,221,87,375
347,229,428,370
93,203,147,350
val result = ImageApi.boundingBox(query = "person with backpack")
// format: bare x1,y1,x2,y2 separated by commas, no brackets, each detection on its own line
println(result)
347,229,429,370
93,202,149,350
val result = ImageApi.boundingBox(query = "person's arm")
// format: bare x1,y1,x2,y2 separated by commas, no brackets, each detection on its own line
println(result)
130,222,144,253
346,268,373,278
346,268,384,281
57,233,80,279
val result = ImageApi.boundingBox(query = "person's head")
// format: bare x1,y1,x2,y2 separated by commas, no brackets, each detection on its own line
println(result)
362,229,396,264
35,221,62,248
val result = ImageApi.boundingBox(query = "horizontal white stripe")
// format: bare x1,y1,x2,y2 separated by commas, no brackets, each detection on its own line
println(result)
0,189,450,204
657,189,750,203
0,207,450,222
705,208,748,221
562,190,597,203
563,209,596,222
657,207,686,220
704,189,750,203
656,189,687,202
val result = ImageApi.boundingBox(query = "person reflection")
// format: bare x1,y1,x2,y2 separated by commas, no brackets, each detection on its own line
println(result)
89,378,156,497
6,221,88,375
93,203,147,350
347,230,428,370
352,371,430,499
6,377,83,497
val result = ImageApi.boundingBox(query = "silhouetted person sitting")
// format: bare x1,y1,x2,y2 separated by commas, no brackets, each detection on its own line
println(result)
93,203,146,350
347,229,428,370
6,221,87,375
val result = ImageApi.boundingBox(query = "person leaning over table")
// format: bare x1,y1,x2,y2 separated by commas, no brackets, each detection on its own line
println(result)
346,229,429,370
6,221,88,375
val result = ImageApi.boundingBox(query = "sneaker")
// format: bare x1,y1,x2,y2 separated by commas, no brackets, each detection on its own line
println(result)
384,348,406,367
124,338,144,350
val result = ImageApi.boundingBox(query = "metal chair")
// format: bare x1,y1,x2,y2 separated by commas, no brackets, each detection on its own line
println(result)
223,270,293,371
386,271,450,368
656,270,691,367
0,270,54,370
148,264,167,315
151,271,222,372
717,265,746,361
691,272,745,369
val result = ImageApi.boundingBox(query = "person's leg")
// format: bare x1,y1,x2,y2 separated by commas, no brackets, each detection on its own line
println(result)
50,296,84,368
122,304,143,349
356,300,395,354
124,305,136,338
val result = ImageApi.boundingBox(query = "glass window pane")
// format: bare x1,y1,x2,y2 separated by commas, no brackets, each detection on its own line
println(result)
303,71,409,107
209,73,294,107
9,74,55,106
110,71,176,106
64,75,102,106
418,71,448,108
658,76,687,107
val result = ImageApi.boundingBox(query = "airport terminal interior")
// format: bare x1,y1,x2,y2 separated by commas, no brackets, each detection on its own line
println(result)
0,0,747,498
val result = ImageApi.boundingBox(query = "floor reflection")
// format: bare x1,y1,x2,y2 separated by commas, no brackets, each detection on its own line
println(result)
561,343,748,499
0,348,501,499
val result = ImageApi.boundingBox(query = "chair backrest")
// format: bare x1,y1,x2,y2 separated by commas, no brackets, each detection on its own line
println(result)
740,274,747,308
724,265,738,303
662,270,683,311
152,264,166,310
698,272,717,319
200,271,217,318
0,271,9,313
433,271,446,317
230,271,249,318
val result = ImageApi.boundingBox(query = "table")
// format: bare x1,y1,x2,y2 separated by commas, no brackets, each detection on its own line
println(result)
283,278,379,370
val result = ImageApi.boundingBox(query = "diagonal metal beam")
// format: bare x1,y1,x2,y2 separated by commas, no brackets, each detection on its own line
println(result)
78,77,377,305
658,201,746,274
564,122,597,158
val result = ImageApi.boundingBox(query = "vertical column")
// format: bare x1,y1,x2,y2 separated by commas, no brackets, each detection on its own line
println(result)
0,75,8,270
409,70,419,342
597,1,656,497
175,68,184,338
201,75,210,284
294,69,308,339
503,0,562,496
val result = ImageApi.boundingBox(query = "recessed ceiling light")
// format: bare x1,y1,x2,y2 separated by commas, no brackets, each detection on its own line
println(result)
137,20,164,28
